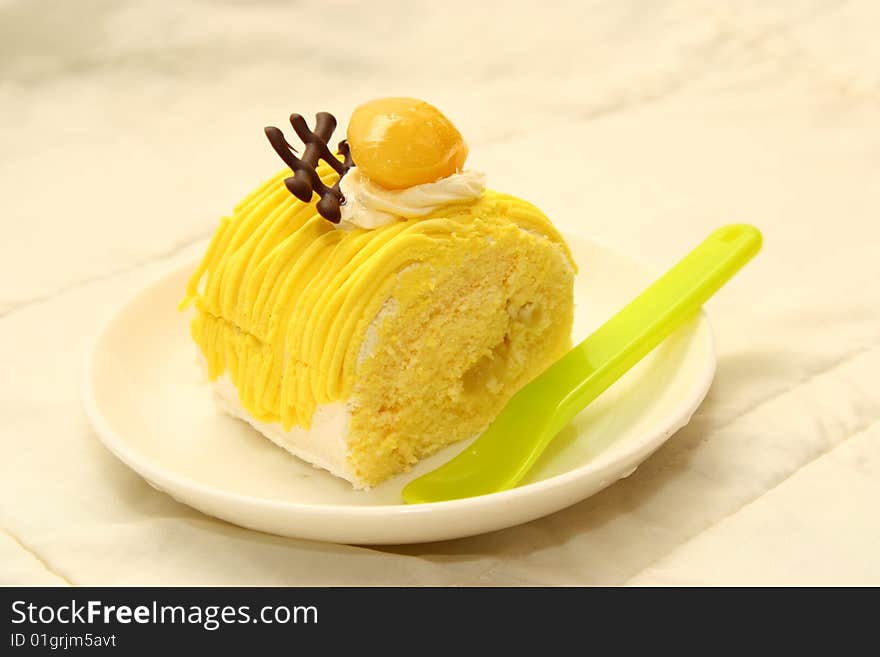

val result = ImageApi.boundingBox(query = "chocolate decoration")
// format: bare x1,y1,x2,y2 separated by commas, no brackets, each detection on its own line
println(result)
264,112,354,223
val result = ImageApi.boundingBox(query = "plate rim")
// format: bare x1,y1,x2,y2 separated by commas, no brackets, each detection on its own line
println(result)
80,230,716,521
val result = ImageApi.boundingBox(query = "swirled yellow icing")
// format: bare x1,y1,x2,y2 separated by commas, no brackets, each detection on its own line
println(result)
181,161,574,433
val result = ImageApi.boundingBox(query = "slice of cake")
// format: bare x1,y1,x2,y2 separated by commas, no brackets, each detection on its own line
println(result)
181,98,576,488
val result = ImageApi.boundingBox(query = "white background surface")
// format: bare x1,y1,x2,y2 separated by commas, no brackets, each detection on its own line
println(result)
2,0,878,585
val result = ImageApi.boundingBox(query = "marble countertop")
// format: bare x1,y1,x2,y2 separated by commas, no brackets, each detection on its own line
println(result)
2,0,878,585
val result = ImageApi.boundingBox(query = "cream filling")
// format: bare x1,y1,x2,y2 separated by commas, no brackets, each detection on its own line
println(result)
212,373,360,485
357,296,400,367
339,169,486,229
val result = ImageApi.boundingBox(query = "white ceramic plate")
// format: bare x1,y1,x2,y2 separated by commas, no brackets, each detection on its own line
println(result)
81,232,715,544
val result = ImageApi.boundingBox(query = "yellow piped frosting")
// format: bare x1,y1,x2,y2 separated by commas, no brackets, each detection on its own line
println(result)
183,160,576,486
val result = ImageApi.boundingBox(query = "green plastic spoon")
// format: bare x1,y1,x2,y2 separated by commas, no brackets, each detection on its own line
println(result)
402,224,762,504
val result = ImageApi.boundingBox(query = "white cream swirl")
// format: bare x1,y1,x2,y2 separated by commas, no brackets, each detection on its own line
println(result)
338,169,486,229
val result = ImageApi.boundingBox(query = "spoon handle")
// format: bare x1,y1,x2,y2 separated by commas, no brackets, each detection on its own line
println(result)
551,223,762,428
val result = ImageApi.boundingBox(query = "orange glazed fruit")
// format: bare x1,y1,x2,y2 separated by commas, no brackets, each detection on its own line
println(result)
346,97,468,190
